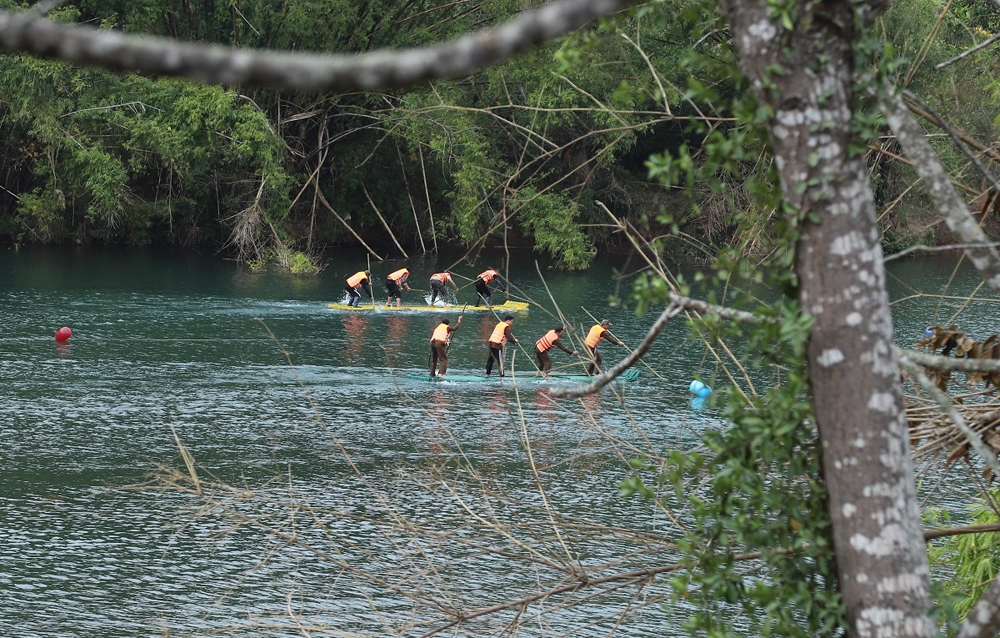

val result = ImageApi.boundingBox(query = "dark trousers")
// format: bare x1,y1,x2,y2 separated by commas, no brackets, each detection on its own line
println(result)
345,282,370,307
430,280,448,304
535,348,552,374
430,341,449,376
474,281,492,306
345,283,361,306
486,344,504,376
586,345,602,375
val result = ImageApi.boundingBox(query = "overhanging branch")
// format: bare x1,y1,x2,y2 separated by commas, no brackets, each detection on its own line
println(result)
0,0,640,91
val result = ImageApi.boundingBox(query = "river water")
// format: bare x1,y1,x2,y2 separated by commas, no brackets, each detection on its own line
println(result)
0,246,991,637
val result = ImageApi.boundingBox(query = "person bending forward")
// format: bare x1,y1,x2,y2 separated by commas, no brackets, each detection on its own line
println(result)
474,268,505,307
534,326,578,377
584,319,625,375
385,268,411,308
344,270,373,307
429,272,459,306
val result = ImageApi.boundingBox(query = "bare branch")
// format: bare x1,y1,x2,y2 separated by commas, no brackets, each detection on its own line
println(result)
936,30,1000,70
0,0,639,91
881,86,1000,295
902,90,1000,195
885,242,1000,262
923,523,1000,542
900,348,1000,374
551,303,682,398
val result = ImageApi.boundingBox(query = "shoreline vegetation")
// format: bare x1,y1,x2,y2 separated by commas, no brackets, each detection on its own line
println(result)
0,1,991,274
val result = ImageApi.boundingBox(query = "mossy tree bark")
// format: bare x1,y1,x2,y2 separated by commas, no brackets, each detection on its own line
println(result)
717,1,935,635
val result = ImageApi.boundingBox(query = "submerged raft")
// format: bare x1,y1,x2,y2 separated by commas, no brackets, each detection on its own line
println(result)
405,368,641,383
328,300,529,313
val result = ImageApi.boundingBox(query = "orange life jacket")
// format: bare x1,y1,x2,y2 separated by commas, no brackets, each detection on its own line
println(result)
478,269,499,283
430,272,452,284
585,324,607,348
489,321,509,346
536,329,560,353
346,271,368,287
387,268,409,284
431,323,452,344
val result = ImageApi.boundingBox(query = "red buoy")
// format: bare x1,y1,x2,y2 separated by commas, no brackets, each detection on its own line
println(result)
55,326,72,342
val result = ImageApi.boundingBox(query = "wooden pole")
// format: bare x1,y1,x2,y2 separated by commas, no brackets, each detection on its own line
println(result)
418,145,438,253
396,141,426,253
315,188,383,261
363,183,409,259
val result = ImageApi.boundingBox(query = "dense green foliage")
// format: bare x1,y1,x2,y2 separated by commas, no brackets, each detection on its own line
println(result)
624,25,844,626
927,494,1000,632
6,0,996,633
622,0,1000,631
0,0,994,269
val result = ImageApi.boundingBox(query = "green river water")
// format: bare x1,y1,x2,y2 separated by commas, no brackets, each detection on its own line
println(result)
0,245,988,636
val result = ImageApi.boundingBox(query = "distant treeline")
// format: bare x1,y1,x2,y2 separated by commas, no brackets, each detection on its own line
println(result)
0,0,994,269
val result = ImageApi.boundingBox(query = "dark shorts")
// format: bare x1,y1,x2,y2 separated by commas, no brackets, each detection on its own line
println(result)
386,279,401,298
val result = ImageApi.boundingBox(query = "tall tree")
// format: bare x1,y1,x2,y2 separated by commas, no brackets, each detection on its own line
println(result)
716,1,935,635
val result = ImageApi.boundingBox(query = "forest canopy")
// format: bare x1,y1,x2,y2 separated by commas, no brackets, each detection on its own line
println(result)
0,0,995,272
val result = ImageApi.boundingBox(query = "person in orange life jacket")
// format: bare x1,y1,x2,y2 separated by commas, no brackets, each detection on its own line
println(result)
474,267,506,307
584,320,625,375
429,271,459,306
385,267,411,308
344,270,373,307
429,315,463,377
485,315,518,377
534,326,578,378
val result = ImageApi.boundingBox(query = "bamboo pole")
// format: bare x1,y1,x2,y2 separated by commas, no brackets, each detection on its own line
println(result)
307,119,328,253
315,188,383,261
363,182,409,259
396,141,426,253
419,145,438,253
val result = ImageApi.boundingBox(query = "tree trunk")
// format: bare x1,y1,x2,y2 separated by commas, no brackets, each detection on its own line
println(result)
716,1,935,635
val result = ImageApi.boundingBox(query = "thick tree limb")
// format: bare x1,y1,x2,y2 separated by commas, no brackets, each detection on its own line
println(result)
0,0,639,91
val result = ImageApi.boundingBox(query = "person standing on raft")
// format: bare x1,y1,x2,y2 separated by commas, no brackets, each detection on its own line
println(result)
534,326,578,377
385,267,411,308
344,270,373,307
584,320,625,375
429,315,463,378
474,268,506,307
429,271,459,306
485,315,518,377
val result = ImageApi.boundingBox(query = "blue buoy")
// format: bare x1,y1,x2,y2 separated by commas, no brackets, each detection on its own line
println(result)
924,326,934,338
689,380,713,397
